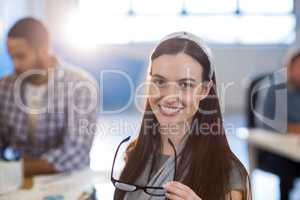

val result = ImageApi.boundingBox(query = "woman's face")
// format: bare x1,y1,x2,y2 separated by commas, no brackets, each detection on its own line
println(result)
149,52,210,126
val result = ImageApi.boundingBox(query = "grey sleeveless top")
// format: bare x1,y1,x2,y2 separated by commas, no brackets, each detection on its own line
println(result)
150,152,246,192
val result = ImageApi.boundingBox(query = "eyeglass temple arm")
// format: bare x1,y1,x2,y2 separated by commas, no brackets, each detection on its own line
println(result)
111,136,131,179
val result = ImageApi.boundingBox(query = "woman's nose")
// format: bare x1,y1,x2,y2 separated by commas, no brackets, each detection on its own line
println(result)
160,83,181,101
162,82,180,95
162,97,179,107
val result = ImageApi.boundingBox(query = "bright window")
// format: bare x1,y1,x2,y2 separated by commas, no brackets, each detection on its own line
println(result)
185,0,237,14
240,0,293,14
70,0,295,45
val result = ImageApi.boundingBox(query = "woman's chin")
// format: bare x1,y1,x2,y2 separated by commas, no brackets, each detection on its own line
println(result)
156,113,184,124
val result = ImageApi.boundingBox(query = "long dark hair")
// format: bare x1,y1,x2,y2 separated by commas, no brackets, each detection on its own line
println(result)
114,38,250,200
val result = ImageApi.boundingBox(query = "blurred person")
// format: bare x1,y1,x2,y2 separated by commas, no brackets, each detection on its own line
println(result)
0,17,98,177
259,48,300,200
285,49,300,133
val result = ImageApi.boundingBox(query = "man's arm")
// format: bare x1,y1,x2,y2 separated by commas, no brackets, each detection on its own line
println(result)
0,117,4,150
288,123,300,134
23,158,56,177
0,78,7,150
41,77,98,172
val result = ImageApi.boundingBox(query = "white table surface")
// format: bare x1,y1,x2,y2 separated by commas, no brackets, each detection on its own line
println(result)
246,128,300,162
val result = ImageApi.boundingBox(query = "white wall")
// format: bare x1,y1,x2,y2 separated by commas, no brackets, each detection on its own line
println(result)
0,0,293,115
212,45,287,114
85,44,288,114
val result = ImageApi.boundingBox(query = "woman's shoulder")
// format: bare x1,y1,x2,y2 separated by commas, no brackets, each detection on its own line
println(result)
228,159,249,192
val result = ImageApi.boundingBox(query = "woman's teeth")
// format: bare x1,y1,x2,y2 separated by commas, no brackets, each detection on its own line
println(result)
160,105,183,114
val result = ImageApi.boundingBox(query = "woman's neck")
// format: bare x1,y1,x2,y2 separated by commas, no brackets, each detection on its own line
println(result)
160,120,191,155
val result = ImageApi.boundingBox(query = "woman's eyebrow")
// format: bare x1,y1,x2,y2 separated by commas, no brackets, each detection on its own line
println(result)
178,78,196,82
151,75,197,82
151,74,167,79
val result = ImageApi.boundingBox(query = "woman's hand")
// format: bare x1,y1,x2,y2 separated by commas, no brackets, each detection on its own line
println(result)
163,181,202,200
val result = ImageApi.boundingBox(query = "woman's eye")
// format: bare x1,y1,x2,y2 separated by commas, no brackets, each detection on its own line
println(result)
179,82,194,89
153,79,166,87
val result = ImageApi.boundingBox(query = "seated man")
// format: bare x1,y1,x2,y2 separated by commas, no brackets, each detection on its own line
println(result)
259,48,300,200
0,18,98,177
285,49,300,134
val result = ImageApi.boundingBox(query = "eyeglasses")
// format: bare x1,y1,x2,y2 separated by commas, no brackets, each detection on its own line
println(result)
111,136,177,197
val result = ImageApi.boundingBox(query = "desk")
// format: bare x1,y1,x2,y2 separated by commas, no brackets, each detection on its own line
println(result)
0,168,103,200
246,128,300,162
22,178,33,189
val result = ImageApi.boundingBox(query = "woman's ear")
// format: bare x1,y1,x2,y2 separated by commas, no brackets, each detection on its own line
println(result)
199,80,213,101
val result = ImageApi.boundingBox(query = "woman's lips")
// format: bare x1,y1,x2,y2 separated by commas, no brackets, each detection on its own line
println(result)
158,104,184,117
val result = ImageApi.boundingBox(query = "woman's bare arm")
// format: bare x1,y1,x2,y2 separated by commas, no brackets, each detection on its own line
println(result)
226,190,243,200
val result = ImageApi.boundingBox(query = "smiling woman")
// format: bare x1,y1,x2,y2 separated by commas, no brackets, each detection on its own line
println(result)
149,53,209,126
112,32,251,200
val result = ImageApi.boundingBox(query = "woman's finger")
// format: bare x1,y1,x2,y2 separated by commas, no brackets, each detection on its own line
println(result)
164,181,202,200
167,181,192,193
164,182,191,199
165,192,185,200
